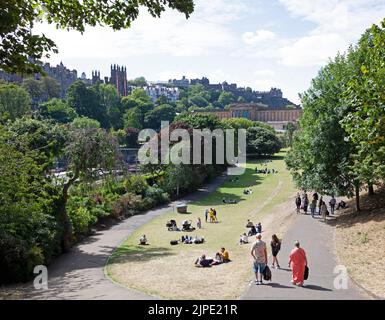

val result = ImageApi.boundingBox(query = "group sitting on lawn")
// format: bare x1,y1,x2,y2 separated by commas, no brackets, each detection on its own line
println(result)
246,220,262,236
194,248,230,267
182,235,205,244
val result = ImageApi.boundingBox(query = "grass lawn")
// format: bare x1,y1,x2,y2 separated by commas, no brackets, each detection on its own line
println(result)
106,150,296,299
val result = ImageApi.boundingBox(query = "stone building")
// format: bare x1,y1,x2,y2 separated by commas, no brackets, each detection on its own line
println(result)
194,103,302,132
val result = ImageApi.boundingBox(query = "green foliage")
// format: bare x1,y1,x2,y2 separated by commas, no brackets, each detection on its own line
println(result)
218,91,235,108
22,77,60,104
246,126,282,157
0,133,61,283
0,83,31,121
174,113,223,130
66,81,108,127
39,98,77,123
127,77,147,87
0,0,194,75
125,175,149,196
71,116,101,129
144,104,176,130
69,207,97,236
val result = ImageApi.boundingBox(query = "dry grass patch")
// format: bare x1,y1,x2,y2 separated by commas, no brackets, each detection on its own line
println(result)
334,186,385,299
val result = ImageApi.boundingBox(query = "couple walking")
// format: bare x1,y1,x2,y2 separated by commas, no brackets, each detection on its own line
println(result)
251,234,308,286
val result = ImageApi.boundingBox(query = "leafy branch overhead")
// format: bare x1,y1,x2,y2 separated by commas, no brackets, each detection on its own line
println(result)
0,0,195,75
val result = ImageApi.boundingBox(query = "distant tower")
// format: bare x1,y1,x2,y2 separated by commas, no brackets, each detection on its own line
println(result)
110,64,128,96
92,70,101,84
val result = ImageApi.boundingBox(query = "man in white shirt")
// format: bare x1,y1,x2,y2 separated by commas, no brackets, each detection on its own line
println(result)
251,233,268,285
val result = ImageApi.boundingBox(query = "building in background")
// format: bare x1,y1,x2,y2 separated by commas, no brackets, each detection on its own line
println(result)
194,103,302,132
143,84,180,103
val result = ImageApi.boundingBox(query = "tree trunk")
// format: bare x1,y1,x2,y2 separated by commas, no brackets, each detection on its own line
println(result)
368,183,374,196
60,173,78,252
355,183,360,212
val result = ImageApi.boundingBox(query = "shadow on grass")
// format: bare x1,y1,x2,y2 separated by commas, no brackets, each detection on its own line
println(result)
328,186,385,229
110,244,176,265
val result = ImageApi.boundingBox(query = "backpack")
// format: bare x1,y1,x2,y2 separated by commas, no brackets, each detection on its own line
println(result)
263,265,272,281
170,240,178,245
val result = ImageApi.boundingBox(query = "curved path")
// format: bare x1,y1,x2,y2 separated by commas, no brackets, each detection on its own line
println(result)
11,176,227,300
241,210,367,300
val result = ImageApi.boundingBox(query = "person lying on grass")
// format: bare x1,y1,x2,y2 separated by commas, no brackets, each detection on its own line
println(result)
194,254,213,267
194,249,230,267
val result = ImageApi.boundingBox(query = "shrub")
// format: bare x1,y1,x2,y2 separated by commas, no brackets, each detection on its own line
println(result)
145,186,170,205
0,233,44,283
125,175,148,195
69,206,97,236
112,193,143,217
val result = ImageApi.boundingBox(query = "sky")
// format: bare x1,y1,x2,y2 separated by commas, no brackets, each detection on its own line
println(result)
34,0,385,104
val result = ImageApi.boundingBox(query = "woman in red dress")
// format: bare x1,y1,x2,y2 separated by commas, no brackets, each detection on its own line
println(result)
288,241,308,286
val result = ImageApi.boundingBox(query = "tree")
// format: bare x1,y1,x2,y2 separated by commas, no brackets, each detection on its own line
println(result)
190,95,209,108
285,54,358,207
218,91,235,108
60,128,119,250
144,104,176,130
341,22,385,197
66,81,107,127
98,83,122,129
174,113,222,130
127,77,147,87
284,122,297,147
0,136,61,283
22,77,60,106
39,98,77,123
0,0,194,75
0,83,31,121
246,126,282,157
71,116,101,129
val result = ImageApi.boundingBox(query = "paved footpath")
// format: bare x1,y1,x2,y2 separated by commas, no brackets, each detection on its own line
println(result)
10,176,227,300
241,211,367,300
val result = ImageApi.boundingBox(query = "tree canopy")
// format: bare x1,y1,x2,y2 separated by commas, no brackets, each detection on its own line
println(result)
0,0,194,75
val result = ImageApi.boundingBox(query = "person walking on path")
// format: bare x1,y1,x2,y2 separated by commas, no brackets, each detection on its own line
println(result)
329,196,336,215
295,194,301,214
318,196,324,215
321,202,328,221
251,233,268,285
271,234,281,269
310,198,317,218
205,209,208,223
288,241,308,287
303,194,309,214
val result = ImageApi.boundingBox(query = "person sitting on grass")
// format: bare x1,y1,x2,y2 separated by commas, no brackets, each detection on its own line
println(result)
195,254,213,267
139,235,148,245
336,200,347,210
256,222,262,234
248,225,257,236
220,247,230,263
246,219,254,228
210,252,223,266
243,188,253,195
240,233,249,245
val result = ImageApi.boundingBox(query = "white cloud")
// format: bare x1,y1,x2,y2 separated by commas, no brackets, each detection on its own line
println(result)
277,0,385,66
279,33,345,66
242,30,276,45
33,0,245,60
